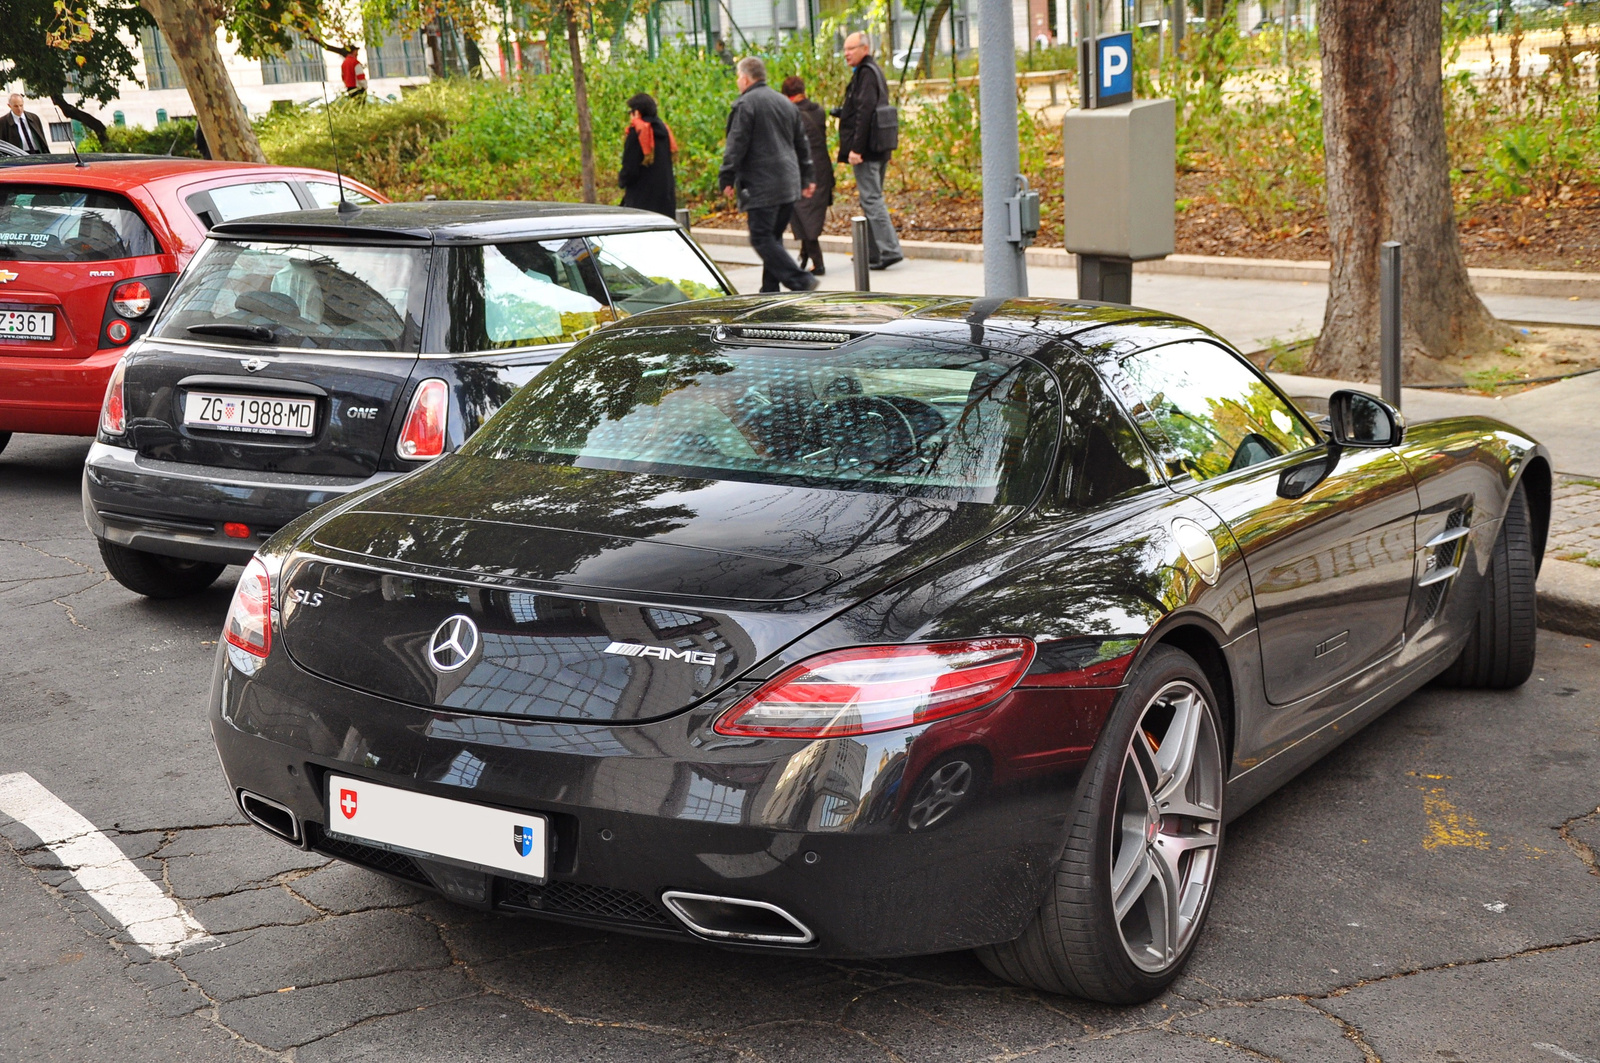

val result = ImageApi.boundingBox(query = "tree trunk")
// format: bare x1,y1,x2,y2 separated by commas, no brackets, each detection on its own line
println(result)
566,4,596,204
918,0,951,77
139,0,265,163
50,94,106,141
1307,0,1508,384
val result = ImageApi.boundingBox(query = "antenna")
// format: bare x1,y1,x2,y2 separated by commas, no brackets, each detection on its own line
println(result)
318,79,359,217
56,105,88,168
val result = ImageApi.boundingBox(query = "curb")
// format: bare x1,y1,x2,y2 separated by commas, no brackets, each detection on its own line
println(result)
1538,558,1600,640
689,227,1600,300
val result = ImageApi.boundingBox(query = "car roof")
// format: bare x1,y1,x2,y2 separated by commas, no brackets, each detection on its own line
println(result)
0,154,321,188
207,201,681,245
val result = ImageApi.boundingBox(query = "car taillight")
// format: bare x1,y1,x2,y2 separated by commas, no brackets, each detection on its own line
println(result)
713,638,1036,739
397,378,448,460
99,355,127,435
224,557,273,658
111,280,153,317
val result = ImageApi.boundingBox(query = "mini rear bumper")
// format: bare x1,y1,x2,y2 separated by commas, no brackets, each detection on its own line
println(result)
210,644,1109,958
83,441,400,564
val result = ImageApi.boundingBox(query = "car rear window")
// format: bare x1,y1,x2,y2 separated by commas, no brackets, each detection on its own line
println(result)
155,239,426,353
0,185,160,262
586,230,728,316
460,331,1060,504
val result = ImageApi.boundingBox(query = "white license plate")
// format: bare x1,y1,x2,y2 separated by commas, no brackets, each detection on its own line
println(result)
325,775,548,881
183,391,316,436
0,309,54,339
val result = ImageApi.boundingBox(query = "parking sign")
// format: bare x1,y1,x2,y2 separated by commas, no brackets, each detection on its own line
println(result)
1094,32,1134,107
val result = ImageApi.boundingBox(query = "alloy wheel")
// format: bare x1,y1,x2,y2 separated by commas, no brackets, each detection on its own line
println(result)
1109,679,1223,973
907,759,973,831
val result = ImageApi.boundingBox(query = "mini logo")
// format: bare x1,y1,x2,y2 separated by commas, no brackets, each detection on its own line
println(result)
428,614,480,673
603,641,716,667
0,269,16,283
240,358,270,373
513,825,535,858
338,788,358,819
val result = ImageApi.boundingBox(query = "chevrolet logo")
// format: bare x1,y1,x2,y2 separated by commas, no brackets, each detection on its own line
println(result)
0,270,17,284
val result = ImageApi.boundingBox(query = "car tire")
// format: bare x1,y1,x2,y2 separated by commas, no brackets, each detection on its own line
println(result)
975,644,1225,1004
98,539,226,599
1435,483,1537,689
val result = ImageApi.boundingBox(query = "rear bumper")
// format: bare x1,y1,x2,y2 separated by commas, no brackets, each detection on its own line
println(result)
0,347,124,436
210,644,1111,957
83,441,400,564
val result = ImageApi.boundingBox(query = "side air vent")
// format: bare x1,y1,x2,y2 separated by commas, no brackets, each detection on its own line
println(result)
718,326,854,346
1419,508,1471,621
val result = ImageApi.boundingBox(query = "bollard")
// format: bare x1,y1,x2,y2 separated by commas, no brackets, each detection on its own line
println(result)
852,215,871,292
675,207,692,232
1380,241,1402,409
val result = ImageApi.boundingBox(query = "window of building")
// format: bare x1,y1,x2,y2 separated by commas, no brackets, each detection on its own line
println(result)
49,123,72,143
140,28,184,91
260,32,327,85
366,31,430,79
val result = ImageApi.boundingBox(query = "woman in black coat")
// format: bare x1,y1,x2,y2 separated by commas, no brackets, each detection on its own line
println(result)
781,76,833,275
618,92,677,218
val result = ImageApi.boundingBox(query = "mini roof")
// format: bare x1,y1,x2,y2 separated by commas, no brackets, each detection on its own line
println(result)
207,200,680,245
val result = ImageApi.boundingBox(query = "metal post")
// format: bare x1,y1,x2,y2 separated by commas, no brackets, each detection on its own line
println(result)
978,0,1027,297
675,207,692,231
1381,241,1402,408
852,216,872,291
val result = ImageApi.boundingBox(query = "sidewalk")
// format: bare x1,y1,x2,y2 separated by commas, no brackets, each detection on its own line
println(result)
700,233,1600,637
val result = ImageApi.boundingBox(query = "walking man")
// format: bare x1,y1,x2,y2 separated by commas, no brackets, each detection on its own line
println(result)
2,94,49,154
719,56,819,293
836,32,903,270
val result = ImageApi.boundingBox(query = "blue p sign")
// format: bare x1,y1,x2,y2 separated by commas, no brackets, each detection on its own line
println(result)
1095,32,1134,106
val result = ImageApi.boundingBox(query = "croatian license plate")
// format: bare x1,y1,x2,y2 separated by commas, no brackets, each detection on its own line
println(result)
0,309,54,339
325,775,548,881
183,391,315,436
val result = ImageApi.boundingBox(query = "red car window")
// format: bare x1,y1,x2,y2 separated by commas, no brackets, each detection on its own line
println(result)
0,185,162,262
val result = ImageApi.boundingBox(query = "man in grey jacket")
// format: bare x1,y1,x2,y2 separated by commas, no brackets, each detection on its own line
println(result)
719,57,819,293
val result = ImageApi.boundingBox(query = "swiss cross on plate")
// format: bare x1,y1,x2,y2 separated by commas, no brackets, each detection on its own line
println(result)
339,788,358,819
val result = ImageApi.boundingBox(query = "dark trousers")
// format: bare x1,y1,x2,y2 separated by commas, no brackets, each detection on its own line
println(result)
747,202,809,293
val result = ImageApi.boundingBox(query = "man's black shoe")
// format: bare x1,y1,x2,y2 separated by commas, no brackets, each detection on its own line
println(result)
870,254,904,271
811,265,826,277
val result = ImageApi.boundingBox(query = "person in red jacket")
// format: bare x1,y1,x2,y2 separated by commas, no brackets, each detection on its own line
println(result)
341,47,367,101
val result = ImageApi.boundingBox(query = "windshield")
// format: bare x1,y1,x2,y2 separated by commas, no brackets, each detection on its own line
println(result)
460,332,1060,503
0,186,160,262
156,239,426,352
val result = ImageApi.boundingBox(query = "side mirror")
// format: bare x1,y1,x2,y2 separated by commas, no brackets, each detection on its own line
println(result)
1327,389,1405,448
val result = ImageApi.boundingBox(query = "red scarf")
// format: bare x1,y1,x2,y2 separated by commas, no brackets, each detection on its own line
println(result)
630,114,677,167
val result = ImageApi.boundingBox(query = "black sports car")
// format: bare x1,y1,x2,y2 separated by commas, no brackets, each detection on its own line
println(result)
210,294,1549,1004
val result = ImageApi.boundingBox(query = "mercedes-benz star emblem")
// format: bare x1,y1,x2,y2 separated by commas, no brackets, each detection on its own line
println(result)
241,358,270,373
427,614,479,673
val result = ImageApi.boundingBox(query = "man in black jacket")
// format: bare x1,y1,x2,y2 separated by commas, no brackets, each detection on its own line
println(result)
2,95,49,154
836,33,903,269
719,57,819,293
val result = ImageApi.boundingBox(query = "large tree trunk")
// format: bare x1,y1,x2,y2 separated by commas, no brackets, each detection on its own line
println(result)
1308,0,1508,384
565,4,596,203
139,0,265,163
918,0,951,77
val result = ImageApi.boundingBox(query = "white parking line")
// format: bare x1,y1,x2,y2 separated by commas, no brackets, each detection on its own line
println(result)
0,772,214,957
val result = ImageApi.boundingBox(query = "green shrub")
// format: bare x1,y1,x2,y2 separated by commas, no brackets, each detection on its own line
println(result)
82,119,202,157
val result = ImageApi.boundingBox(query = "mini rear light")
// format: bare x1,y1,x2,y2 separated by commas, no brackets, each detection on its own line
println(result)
106,319,131,344
224,557,272,658
111,281,153,318
224,523,251,539
98,355,127,435
713,638,1036,739
397,378,448,460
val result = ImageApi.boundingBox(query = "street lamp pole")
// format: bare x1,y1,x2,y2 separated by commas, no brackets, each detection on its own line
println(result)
978,0,1027,297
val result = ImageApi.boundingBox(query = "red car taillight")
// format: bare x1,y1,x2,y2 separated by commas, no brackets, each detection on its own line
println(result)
111,281,153,318
98,355,127,435
397,378,448,460
224,557,273,658
713,638,1036,739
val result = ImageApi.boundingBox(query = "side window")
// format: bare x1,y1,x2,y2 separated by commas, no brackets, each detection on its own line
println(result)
440,239,612,353
586,231,728,317
1115,340,1320,482
187,182,301,229
1058,365,1155,507
304,181,379,210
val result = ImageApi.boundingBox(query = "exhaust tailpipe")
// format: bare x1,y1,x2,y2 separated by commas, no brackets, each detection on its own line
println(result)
238,790,300,844
661,891,815,945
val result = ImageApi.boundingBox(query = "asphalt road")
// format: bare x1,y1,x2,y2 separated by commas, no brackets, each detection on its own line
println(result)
2,430,1598,1063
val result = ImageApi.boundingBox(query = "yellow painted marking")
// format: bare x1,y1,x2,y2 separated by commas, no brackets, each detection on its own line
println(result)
1421,786,1490,850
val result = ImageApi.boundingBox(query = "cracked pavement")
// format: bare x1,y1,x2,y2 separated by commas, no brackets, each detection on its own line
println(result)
2,432,1598,1063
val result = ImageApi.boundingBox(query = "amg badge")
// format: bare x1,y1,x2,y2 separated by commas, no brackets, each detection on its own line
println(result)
604,642,716,666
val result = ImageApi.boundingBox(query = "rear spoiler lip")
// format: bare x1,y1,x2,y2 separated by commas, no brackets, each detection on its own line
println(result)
207,221,434,244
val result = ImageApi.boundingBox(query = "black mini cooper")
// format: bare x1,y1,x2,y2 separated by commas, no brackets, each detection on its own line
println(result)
211,293,1548,1004
82,201,731,597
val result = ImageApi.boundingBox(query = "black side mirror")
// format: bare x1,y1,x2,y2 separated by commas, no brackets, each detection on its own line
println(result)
1327,389,1405,448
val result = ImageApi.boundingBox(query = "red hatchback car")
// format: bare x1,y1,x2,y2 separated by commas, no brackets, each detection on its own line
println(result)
0,155,384,452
